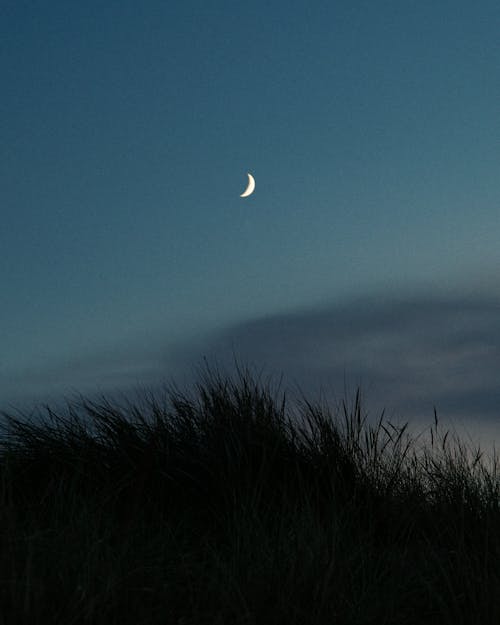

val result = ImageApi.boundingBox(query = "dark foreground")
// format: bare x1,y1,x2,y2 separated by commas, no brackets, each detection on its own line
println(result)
0,364,499,624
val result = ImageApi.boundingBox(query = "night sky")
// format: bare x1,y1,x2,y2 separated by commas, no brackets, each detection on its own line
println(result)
2,2,499,446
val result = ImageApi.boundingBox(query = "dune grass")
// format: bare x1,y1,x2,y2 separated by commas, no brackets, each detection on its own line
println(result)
0,361,499,624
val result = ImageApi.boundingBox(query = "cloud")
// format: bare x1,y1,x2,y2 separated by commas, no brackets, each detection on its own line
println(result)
170,292,500,435
0,342,168,414
4,289,500,454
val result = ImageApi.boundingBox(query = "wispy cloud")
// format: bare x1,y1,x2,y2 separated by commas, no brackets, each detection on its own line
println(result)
4,290,500,451
173,292,500,433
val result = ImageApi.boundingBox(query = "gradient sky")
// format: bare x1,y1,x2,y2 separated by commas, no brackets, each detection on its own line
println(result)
2,2,500,442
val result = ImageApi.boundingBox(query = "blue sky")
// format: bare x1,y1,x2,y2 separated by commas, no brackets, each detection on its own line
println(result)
2,1,499,438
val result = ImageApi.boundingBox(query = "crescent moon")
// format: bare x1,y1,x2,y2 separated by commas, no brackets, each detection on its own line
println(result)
240,173,255,198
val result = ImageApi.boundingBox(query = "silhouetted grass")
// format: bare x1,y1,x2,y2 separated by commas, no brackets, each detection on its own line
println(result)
0,360,499,624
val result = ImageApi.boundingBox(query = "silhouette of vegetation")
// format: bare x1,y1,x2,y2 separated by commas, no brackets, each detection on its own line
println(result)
0,359,499,624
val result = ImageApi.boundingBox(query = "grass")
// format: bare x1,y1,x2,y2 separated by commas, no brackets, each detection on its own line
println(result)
0,360,499,624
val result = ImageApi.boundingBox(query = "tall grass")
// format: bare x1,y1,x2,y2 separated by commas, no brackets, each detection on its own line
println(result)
0,361,499,624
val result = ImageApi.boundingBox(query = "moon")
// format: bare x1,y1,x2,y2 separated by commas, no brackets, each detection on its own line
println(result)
240,173,255,198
